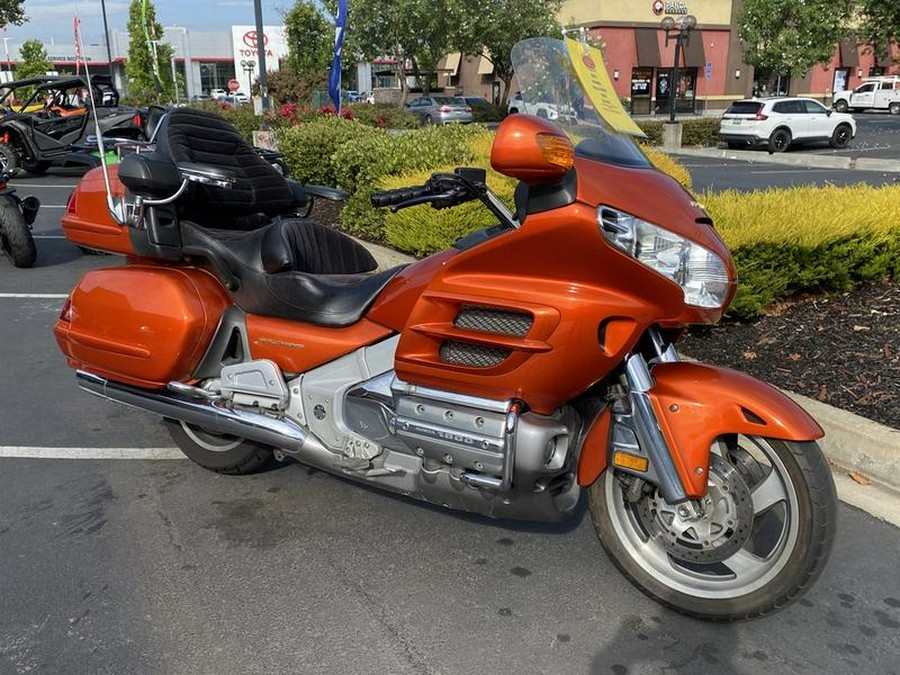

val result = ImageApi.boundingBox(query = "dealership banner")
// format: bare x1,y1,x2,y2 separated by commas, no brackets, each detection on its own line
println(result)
231,25,288,95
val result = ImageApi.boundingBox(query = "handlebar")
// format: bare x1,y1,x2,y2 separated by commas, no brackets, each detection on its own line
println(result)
371,184,432,208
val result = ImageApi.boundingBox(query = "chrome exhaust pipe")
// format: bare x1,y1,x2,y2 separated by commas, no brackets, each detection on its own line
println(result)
75,370,330,459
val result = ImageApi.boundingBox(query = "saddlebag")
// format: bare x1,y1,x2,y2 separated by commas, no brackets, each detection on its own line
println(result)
54,266,230,388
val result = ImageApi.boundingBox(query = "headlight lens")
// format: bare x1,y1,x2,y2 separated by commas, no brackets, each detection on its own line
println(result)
597,205,730,309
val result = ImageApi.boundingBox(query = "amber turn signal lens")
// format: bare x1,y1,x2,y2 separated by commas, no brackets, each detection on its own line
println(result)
535,133,575,171
613,451,649,473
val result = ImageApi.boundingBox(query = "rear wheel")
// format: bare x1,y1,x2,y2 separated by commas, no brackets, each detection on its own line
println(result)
829,123,852,149
768,128,791,153
0,198,36,267
833,100,848,113
589,436,837,621
889,102,900,116
165,419,274,475
0,143,20,176
423,114,433,126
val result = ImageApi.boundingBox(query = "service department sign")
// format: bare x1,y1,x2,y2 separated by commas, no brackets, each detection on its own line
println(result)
231,25,288,94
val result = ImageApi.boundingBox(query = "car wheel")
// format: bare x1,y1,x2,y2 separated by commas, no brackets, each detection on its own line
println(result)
833,100,848,113
889,102,900,116
0,143,20,176
536,108,549,119
829,123,852,149
768,128,791,153
508,108,519,115
423,114,433,126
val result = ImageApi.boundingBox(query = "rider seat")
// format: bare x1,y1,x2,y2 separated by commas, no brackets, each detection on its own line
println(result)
147,108,405,327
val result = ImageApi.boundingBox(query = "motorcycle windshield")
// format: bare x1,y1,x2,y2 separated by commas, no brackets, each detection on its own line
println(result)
510,38,650,168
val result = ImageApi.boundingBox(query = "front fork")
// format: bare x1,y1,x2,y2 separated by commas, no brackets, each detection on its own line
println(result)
612,328,691,505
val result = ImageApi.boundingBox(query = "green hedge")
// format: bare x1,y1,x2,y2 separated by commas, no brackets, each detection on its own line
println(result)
276,116,380,186
347,103,420,129
636,117,720,147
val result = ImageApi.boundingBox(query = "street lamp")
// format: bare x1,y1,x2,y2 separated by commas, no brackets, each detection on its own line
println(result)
2,38,11,81
240,59,256,97
660,14,696,123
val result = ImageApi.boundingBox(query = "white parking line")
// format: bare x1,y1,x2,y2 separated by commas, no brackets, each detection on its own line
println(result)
31,235,66,239
0,446,184,460
0,293,68,299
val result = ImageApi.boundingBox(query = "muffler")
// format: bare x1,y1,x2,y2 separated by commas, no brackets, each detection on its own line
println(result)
75,370,331,459
20,196,40,226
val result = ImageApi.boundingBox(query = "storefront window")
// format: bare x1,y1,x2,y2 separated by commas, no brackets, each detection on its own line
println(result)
832,68,850,93
655,67,698,114
752,70,790,97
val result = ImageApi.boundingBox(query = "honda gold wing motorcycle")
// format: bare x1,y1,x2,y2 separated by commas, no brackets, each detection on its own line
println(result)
54,38,836,621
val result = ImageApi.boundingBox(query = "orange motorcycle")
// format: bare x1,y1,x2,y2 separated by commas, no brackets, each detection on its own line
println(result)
54,39,836,620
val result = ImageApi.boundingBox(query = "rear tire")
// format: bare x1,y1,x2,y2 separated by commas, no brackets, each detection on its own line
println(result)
0,143,20,176
0,199,36,267
165,419,275,475
589,437,837,621
889,102,900,116
423,115,433,126
829,123,852,149
768,128,791,153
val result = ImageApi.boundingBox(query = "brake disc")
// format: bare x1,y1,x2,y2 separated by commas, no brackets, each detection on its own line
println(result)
637,454,754,563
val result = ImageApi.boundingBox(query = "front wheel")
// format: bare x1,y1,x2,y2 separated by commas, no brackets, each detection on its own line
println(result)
0,199,36,267
829,123,852,149
589,436,837,621
833,100,849,113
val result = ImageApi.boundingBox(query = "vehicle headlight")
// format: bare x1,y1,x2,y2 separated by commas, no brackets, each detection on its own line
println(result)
597,205,730,309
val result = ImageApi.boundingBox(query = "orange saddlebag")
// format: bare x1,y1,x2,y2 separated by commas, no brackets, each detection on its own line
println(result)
54,266,230,388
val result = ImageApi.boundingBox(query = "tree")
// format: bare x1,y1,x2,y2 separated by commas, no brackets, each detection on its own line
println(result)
125,0,175,102
283,1,333,75
0,0,25,29
350,0,469,104
856,0,900,62
16,40,51,79
737,0,853,77
460,0,562,106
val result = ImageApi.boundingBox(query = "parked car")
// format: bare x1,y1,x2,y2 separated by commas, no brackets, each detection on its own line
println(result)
209,88,227,100
832,76,900,115
357,90,375,104
506,91,564,120
405,96,473,125
456,95,491,109
718,97,856,153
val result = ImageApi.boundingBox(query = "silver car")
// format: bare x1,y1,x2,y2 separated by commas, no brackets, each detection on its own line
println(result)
406,95,473,125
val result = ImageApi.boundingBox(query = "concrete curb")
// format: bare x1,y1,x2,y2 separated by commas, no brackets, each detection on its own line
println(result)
665,146,900,173
358,242,900,493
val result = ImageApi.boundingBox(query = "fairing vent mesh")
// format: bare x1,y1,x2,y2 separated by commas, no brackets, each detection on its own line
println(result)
453,307,533,337
440,340,510,368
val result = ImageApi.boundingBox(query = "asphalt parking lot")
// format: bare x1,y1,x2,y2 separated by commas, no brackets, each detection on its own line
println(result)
1,166,899,674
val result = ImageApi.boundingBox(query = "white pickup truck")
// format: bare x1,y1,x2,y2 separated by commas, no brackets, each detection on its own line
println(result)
832,76,900,115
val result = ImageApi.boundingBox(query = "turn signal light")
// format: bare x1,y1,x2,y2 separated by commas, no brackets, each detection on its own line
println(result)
613,451,649,473
536,133,575,171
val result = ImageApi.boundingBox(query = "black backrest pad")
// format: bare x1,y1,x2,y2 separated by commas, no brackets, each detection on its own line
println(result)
156,108,294,224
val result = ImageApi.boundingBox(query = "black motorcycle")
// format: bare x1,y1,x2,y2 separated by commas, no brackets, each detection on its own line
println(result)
0,171,40,267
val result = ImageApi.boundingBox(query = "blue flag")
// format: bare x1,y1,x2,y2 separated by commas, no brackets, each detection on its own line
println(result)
329,0,347,112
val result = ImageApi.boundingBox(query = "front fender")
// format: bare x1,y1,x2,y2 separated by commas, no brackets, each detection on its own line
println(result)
577,362,824,496
650,362,823,497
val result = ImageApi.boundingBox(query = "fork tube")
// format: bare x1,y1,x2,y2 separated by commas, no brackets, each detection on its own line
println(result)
624,354,689,504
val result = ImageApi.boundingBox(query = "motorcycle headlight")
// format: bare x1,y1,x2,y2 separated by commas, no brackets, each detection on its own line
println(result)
598,205,730,309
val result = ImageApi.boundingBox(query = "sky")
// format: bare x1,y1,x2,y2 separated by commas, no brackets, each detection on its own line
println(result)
3,1,309,44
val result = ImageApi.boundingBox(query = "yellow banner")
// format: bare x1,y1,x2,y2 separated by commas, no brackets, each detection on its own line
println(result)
565,37,646,137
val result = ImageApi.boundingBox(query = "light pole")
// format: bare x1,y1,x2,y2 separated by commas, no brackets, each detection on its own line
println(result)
2,38,10,81
240,59,255,98
660,14,696,123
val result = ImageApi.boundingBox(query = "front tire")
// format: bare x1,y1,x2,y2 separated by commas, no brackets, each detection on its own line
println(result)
829,123,852,149
165,419,274,475
0,199,36,267
589,436,837,621
833,100,848,113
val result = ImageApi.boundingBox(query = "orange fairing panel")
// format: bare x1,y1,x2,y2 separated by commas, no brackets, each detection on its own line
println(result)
577,408,612,487
649,362,825,497
246,315,393,373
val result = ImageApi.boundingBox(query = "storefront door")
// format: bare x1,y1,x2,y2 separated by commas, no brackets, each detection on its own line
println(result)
655,68,697,114
630,68,653,115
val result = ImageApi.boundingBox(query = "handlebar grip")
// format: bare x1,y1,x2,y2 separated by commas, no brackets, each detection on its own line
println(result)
371,184,431,208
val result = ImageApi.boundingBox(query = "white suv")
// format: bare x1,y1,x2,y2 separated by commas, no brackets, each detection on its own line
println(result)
719,97,856,153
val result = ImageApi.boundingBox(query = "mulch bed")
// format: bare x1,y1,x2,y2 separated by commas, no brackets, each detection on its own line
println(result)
681,281,899,430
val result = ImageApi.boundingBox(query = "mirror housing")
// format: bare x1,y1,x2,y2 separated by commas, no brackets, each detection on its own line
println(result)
490,114,575,186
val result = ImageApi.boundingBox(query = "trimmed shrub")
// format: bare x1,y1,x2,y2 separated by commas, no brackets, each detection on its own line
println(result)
348,103,420,129
471,104,508,124
276,116,380,186
337,124,491,240
636,117,720,147
643,147,692,189
189,100,260,143
703,184,900,318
